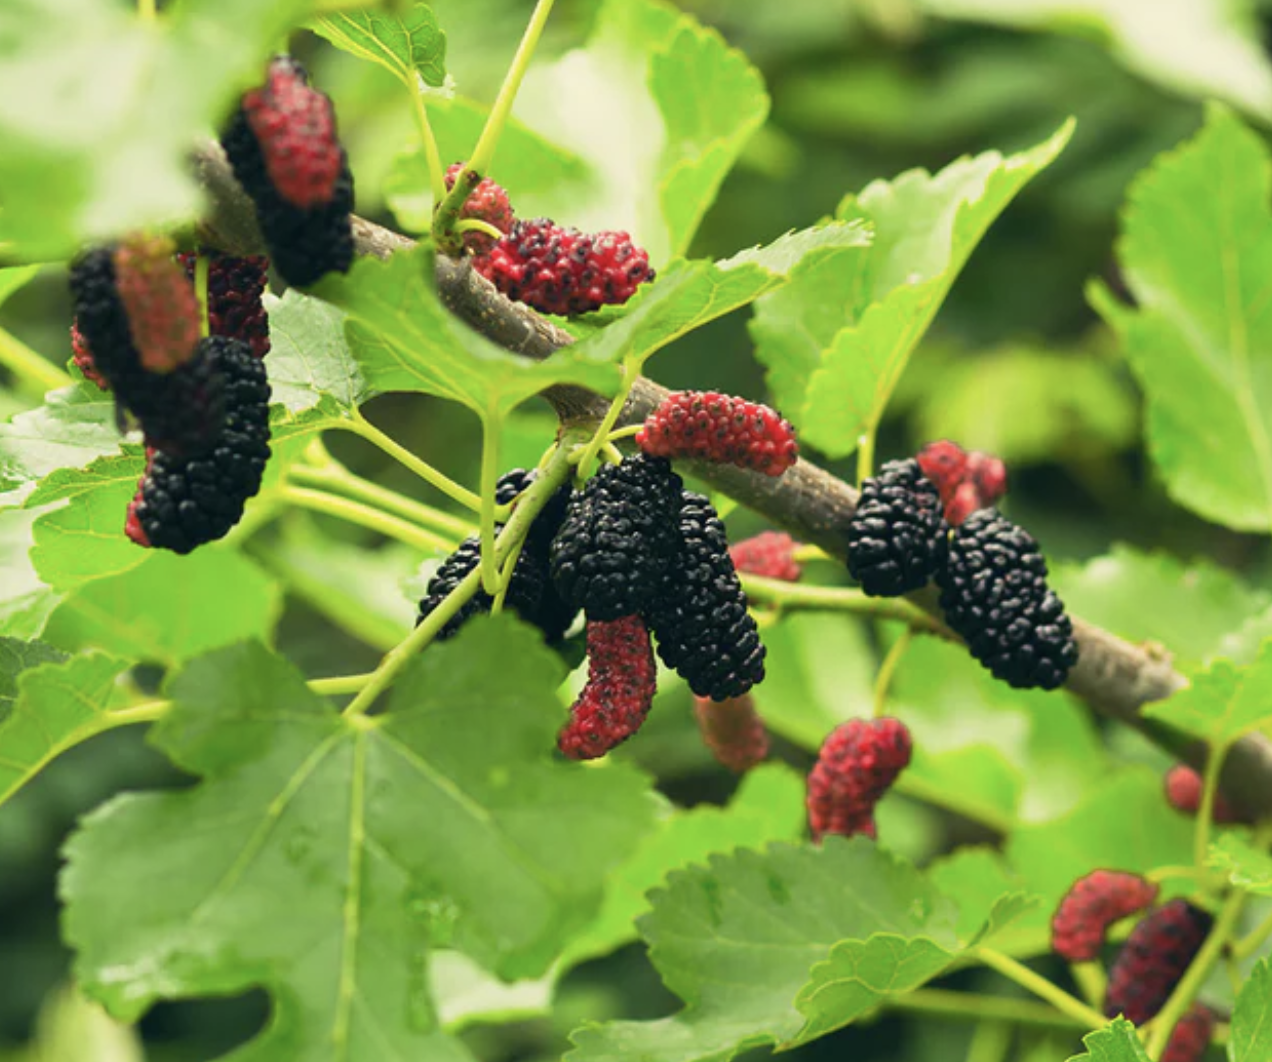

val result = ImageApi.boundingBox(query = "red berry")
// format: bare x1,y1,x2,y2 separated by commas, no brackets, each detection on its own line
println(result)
1104,899,1212,1025
445,162,514,256
916,440,1008,525
1161,1004,1215,1062
806,717,912,842
558,615,658,760
968,451,1008,505
474,217,655,316
728,531,802,582
916,440,969,498
1165,765,1238,823
694,693,769,772
242,56,344,209
1050,870,1159,962
636,391,799,477
70,319,110,390
112,236,201,373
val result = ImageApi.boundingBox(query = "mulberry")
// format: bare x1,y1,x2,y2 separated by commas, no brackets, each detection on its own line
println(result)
179,252,271,358
70,320,109,390
1161,1004,1216,1062
112,236,201,373
806,716,912,842
917,440,1008,525
846,458,948,596
646,491,765,701
221,56,354,287
635,391,798,476
445,162,514,256
1104,899,1212,1025
1050,871,1160,962
916,440,969,498
474,218,654,316
558,614,658,759
937,509,1078,690
126,337,271,553
549,454,683,622
694,693,769,772
1164,765,1238,823
729,531,802,582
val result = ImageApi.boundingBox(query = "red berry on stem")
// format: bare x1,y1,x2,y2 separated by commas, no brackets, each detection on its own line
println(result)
806,717,912,842
1165,764,1238,823
636,391,799,477
1161,1004,1216,1062
445,162,514,256
917,440,969,498
1050,870,1159,962
694,693,769,772
728,531,802,582
1104,899,1212,1025
559,615,658,760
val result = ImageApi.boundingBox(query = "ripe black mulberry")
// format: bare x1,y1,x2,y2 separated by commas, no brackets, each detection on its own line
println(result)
846,458,948,596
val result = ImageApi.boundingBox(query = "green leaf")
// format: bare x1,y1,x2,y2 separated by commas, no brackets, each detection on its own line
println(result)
0,384,125,492
64,619,656,1057
0,637,66,722
0,509,60,638
0,265,40,306
42,549,283,668
1065,1018,1151,1062
753,121,1072,458
1206,834,1272,895
1144,640,1272,747
311,3,446,88
0,651,129,808
1051,546,1271,672
0,0,312,258
1230,959,1272,1061
927,848,1044,947
265,290,373,418
1092,105,1272,532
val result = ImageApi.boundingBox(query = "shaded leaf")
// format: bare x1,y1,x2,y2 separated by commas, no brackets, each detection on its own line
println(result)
0,509,61,638
0,384,126,492
0,637,67,722
265,290,372,417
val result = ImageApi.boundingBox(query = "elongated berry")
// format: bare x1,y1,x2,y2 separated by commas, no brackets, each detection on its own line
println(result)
559,615,657,759
729,531,802,582
807,716,912,841
112,236,201,373
635,391,798,476
474,218,654,316
1164,764,1238,824
70,320,109,390
1161,1004,1215,1062
445,162,514,256
179,252,271,359
1050,870,1160,962
694,693,768,772
1104,900,1212,1024
847,458,948,596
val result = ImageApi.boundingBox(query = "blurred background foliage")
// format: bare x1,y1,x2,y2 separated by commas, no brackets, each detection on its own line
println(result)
3,0,1272,1059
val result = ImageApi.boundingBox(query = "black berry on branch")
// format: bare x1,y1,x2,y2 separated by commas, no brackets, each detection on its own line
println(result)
112,236,201,373
846,458,948,596
1050,870,1160,962
1161,1004,1216,1062
1164,764,1238,823
694,693,769,772
69,320,109,390
937,508,1079,690
729,531,802,583
125,337,271,553
445,162,514,256
474,217,655,316
806,716,912,842
178,252,271,359
220,56,354,287
646,491,766,701
1103,899,1212,1025
558,614,658,759
635,391,798,476
549,453,684,622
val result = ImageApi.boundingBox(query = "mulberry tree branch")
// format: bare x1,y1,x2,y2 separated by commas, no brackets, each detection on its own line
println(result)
193,142,1272,821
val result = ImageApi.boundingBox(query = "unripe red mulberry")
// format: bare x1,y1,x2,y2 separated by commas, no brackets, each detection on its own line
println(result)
1104,899,1212,1025
1164,765,1238,823
70,320,109,390
728,531,802,582
559,615,658,759
917,440,1008,525
445,162,514,256
112,236,201,373
694,693,768,772
1050,870,1159,962
636,391,798,476
1161,1004,1215,1062
916,440,969,498
968,451,1008,506
474,218,654,316
178,252,271,359
806,717,912,842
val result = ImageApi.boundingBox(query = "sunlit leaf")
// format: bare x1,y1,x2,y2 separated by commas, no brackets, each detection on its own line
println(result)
311,3,446,88
1144,640,1272,747
1065,1018,1151,1062
1230,959,1272,1061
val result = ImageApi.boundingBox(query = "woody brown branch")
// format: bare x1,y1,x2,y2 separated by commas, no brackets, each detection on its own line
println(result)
195,143,1272,821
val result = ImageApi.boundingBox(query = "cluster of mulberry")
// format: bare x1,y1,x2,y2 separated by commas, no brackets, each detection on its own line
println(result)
445,162,515,256
806,716,912,841
916,439,1007,525
1164,764,1238,823
636,391,798,477
1050,870,1159,962
220,56,354,287
1103,899,1212,1024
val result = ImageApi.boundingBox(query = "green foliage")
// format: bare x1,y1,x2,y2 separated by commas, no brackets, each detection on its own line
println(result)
1207,834,1272,895
1144,641,1272,747
1230,960,1272,1061
1065,1018,1150,1062
311,4,448,90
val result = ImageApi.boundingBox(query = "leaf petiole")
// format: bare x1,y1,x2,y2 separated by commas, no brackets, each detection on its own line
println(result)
339,410,483,511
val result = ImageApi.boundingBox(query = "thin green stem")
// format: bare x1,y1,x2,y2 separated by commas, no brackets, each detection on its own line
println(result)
1144,887,1247,1058
738,574,954,638
195,253,210,338
278,485,455,553
606,424,642,443
856,429,876,489
1195,741,1224,876
894,772,1016,835
1069,962,1106,1009
965,1021,1011,1062
105,700,170,727
973,948,1108,1031
409,89,447,205
0,326,72,394
1233,902,1272,962
873,629,912,719
478,419,500,594
573,358,636,481
792,544,832,563
885,988,1086,1030
456,218,505,241
340,412,482,511
1146,865,1210,885
310,673,375,696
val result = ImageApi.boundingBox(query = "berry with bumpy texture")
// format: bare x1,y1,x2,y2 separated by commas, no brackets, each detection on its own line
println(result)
1050,871,1160,962
918,440,1008,525
917,440,969,499
847,458,948,596
127,337,271,553
945,481,982,527
968,451,1008,506
694,693,769,772
445,162,514,256
729,531,802,582
474,218,654,316
647,491,766,700
1104,900,1213,1025
221,57,354,287
550,454,684,621
806,717,912,842
70,320,109,390
635,391,798,476
179,252,271,359
112,236,200,373
1161,1004,1216,1062
937,509,1079,690
1165,764,1238,823
559,615,657,759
